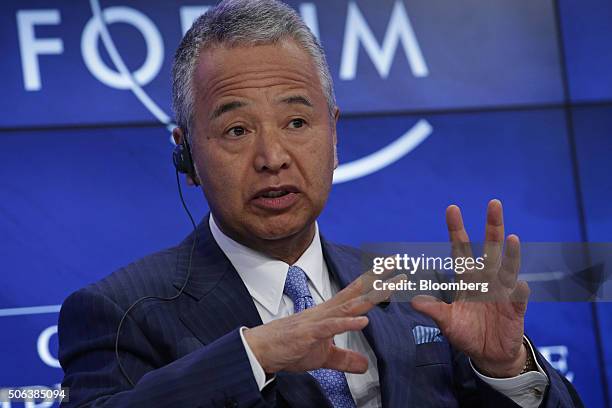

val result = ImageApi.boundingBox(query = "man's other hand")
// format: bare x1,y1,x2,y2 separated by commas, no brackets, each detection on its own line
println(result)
243,270,404,374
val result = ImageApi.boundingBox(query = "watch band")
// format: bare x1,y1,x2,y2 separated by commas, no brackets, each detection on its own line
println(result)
520,338,537,374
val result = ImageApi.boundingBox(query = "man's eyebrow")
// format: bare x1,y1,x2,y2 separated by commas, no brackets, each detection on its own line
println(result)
210,100,247,120
278,95,313,108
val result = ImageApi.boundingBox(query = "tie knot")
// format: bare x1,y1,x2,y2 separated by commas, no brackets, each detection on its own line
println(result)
284,266,313,307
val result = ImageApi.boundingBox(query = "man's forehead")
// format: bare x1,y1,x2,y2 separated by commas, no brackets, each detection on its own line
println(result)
193,39,323,107
194,40,318,84
198,38,311,65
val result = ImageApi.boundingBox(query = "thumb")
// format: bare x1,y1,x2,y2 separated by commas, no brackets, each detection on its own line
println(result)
410,295,451,330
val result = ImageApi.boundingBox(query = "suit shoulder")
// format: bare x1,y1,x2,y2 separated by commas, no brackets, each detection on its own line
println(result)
67,245,182,310
326,241,362,258
323,241,367,269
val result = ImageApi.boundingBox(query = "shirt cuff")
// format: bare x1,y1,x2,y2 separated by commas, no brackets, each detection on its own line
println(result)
239,326,276,391
470,336,549,408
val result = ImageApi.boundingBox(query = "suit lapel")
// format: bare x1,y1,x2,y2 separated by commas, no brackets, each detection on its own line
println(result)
321,237,416,408
172,216,332,408
172,217,263,345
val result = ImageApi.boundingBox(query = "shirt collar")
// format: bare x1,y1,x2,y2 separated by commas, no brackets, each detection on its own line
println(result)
209,214,326,315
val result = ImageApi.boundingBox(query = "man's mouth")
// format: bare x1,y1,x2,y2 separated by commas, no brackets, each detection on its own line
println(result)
259,190,291,198
251,186,300,211
253,185,300,198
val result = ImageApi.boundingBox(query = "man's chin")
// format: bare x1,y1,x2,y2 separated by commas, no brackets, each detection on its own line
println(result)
254,222,309,241
250,214,314,242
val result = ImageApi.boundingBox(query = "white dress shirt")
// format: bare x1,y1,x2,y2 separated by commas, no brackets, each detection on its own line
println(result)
209,215,549,407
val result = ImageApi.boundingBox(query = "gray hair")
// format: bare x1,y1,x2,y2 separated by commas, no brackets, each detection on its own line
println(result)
172,0,336,139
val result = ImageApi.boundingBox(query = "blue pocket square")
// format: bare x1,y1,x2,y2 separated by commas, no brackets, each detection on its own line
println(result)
412,325,444,345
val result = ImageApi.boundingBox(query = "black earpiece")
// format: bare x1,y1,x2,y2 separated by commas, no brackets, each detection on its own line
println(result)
115,166,198,388
172,135,198,185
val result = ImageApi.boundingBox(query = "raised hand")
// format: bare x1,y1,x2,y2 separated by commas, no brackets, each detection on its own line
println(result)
411,199,530,377
244,269,404,374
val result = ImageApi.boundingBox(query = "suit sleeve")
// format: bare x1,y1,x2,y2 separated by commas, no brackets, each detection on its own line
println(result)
427,269,584,407
58,287,276,408
453,340,584,407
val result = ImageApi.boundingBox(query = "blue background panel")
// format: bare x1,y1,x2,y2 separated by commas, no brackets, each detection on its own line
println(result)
573,104,612,405
559,0,612,103
0,314,62,387
0,127,208,305
572,106,612,242
322,109,581,244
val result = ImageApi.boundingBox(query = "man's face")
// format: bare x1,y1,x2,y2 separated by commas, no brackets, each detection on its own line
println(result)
188,39,338,245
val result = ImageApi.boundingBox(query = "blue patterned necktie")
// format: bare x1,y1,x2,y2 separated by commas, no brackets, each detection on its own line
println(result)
283,265,357,408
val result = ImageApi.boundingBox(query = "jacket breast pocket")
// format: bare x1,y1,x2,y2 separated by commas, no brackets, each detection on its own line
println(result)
415,341,452,366
412,341,458,407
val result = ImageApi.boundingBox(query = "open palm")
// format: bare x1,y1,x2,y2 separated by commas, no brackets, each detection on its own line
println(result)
411,199,530,377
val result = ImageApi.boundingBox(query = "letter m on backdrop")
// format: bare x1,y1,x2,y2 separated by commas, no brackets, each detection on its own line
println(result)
340,1,429,80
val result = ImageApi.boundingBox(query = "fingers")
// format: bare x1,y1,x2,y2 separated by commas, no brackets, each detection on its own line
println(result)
313,316,369,340
446,205,470,243
484,199,505,243
327,274,407,318
363,272,406,306
446,205,474,260
326,273,367,307
410,295,451,332
328,260,397,308
448,199,506,246
483,200,504,267
334,293,383,318
448,200,507,274
323,345,369,374
247,314,370,374
510,280,530,314
499,234,521,288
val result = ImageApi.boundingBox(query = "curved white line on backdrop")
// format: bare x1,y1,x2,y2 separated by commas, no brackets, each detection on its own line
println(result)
333,119,432,184
0,304,61,317
88,0,432,180
88,0,176,132
38,325,61,368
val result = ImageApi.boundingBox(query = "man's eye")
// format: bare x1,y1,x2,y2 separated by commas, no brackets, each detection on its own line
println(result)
288,118,306,129
227,126,246,138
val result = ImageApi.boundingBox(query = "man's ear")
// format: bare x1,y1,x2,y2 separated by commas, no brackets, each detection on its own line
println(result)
171,127,184,146
332,107,340,170
171,127,200,186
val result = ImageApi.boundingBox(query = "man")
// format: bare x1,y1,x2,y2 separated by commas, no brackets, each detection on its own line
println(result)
58,0,582,407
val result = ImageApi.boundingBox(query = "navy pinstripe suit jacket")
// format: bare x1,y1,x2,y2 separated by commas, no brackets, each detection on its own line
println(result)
58,215,582,407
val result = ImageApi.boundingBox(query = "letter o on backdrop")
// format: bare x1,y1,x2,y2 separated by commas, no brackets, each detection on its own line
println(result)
81,6,164,89
37,325,60,368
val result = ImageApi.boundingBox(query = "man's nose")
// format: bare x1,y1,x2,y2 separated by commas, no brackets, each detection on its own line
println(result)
253,127,291,173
